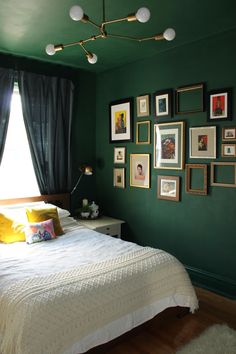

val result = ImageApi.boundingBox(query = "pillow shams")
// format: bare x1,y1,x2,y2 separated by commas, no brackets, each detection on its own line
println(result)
25,219,56,244
26,207,64,236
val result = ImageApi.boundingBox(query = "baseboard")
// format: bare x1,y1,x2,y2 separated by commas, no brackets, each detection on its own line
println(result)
185,265,236,300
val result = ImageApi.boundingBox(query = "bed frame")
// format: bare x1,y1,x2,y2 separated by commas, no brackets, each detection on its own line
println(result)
0,193,70,210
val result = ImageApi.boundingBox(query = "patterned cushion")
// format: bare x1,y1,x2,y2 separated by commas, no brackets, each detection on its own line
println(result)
26,207,64,236
25,219,56,244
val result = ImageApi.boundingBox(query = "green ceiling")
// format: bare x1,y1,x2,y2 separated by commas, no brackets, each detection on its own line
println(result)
0,0,235,72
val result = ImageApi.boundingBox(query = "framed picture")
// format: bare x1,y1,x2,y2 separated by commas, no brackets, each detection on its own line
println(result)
114,147,126,164
110,98,133,143
154,89,173,118
130,154,150,188
136,95,150,117
113,168,125,188
154,121,185,170
136,121,151,145
175,83,205,114
207,88,232,121
211,162,236,188
189,126,216,159
221,144,236,157
157,175,180,201
222,127,236,141
185,164,208,195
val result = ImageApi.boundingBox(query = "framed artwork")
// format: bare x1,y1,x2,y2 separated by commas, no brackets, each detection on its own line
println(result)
110,98,133,143
175,83,205,114
221,144,236,157
157,175,180,201
211,162,236,188
130,154,150,188
222,127,236,141
136,121,151,145
189,126,216,159
185,164,208,195
154,89,173,118
113,168,125,188
207,88,232,121
154,121,185,170
136,95,150,117
114,147,126,164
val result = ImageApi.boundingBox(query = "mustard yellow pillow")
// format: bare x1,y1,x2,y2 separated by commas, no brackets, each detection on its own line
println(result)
26,207,64,236
0,213,25,243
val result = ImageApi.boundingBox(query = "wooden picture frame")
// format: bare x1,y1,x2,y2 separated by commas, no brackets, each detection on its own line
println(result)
221,144,236,157
157,175,180,201
113,168,125,188
114,147,126,164
154,89,173,118
207,88,232,121
175,83,205,115
189,126,216,159
110,98,133,143
211,162,236,187
136,121,151,145
154,121,185,170
185,164,208,195
222,127,236,141
130,154,150,188
136,94,150,117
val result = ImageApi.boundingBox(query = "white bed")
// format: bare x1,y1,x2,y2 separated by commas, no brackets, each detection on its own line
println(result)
0,205,198,354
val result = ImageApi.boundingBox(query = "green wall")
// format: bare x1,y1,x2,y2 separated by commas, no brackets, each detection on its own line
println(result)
95,29,236,298
0,52,97,211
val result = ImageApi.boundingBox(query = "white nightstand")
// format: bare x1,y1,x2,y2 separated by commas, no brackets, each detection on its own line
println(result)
76,216,125,238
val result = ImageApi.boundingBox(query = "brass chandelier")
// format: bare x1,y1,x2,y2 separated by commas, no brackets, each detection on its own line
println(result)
45,1,176,64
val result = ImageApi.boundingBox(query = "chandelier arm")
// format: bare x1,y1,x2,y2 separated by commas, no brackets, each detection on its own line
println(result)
86,19,101,30
107,33,165,42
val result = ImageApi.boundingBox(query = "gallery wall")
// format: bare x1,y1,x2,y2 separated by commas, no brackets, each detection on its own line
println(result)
95,29,236,298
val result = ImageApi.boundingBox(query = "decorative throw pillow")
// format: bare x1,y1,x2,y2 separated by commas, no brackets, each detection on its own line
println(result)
26,207,64,236
25,219,56,244
0,213,25,243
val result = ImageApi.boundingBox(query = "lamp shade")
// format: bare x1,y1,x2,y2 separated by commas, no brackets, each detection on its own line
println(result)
163,28,176,41
82,165,93,175
45,44,56,55
69,5,84,21
135,7,151,23
87,53,98,64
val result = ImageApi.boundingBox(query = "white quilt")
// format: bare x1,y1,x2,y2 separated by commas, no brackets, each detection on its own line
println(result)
0,220,198,354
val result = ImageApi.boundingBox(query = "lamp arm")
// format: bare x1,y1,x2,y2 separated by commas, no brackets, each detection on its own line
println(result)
70,173,84,195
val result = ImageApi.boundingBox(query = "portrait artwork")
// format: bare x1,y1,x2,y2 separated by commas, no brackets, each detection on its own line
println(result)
130,154,150,188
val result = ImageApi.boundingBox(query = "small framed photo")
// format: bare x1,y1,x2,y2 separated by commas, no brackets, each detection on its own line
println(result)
175,83,205,115
154,121,185,170
221,144,236,157
114,147,126,164
185,164,208,195
154,89,173,118
207,88,232,121
130,154,150,189
222,127,236,141
157,175,180,201
189,126,216,159
110,98,133,143
113,168,125,188
136,121,151,145
136,95,150,117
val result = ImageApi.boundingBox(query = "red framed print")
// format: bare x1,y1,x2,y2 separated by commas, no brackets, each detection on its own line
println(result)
207,88,232,121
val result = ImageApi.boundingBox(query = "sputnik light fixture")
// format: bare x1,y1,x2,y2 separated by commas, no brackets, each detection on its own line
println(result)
45,1,176,65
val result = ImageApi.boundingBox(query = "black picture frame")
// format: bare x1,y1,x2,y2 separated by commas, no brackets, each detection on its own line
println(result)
109,98,133,143
207,88,232,122
154,89,173,118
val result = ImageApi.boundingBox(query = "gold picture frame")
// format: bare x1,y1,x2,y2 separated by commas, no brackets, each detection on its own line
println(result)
136,94,150,117
185,164,208,195
189,126,216,159
221,144,236,157
130,154,150,188
136,121,150,145
222,127,236,141
113,168,125,188
114,147,126,164
157,175,180,201
175,83,205,115
211,162,236,188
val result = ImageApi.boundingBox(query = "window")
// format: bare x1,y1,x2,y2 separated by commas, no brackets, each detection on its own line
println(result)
0,85,40,199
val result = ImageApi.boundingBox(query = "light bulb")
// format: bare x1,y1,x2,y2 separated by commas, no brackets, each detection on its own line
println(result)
45,44,56,56
69,5,84,21
87,53,98,64
135,7,151,23
163,28,176,41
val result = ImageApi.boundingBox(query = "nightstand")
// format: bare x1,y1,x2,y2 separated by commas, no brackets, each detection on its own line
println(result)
76,216,125,238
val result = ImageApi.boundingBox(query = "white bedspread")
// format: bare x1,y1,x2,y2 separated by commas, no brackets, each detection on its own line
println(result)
0,219,198,354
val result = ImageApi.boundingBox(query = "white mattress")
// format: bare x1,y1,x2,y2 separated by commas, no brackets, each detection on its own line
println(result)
0,217,198,353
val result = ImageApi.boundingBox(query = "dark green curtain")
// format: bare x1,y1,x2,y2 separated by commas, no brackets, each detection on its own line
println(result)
0,68,14,163
17,71,74,194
